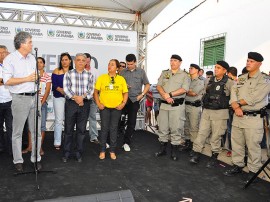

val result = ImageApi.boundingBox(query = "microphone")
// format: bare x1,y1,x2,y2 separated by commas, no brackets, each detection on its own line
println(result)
34,47,38,52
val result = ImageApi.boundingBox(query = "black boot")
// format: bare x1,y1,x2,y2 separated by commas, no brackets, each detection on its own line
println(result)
171,145,179,161
190,151,200,164
179,140,192,152
224,165,243,176
206,152,219,168
155,142,167,157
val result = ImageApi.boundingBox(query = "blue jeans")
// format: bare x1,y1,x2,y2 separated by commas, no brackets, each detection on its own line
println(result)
41,102,48,132
100,107,121,152
53,97,65,146
88,98,98,141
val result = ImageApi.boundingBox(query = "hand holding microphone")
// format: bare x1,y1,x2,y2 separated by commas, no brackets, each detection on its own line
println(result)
26,72,39,82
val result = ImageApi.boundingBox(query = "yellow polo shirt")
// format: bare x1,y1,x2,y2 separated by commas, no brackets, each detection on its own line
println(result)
95,74,128,108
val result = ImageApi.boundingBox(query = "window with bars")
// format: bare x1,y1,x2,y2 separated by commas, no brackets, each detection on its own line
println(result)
200,34,226,68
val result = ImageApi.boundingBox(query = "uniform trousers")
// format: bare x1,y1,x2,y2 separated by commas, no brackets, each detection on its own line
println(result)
231,114,264,173
193,108,228,154
157,103,185,145
184,105,201,142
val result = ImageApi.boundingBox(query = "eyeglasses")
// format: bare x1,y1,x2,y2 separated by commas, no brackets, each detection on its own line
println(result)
120,65,126,68
110,77,115,84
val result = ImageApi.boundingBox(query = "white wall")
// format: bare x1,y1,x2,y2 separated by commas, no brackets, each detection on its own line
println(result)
147,0,270,83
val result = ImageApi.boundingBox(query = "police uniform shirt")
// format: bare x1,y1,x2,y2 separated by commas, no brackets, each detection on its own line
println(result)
230,71,270,111
185,76,204,102
157,69,190,99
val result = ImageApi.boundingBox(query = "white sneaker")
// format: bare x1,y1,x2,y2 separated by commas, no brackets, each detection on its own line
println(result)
106,143,110,149
123,143,131,152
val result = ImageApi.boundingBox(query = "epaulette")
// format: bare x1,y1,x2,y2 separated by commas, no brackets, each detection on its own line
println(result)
162,69,169,72
238,72,247,77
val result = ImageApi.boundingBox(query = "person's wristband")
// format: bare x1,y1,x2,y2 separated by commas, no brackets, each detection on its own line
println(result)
169,92,173,98
141,92,145,96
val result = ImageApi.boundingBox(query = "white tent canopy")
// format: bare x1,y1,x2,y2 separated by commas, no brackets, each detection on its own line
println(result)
0,0,172,23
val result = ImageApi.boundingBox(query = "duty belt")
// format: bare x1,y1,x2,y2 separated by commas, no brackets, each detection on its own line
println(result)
160,98,184,107
185,101,201,107
242,110,261,116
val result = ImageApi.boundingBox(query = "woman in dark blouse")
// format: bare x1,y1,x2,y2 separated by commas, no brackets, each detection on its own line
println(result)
52,53,73,150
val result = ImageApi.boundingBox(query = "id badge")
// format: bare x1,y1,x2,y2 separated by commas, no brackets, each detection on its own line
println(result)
109,84,113,90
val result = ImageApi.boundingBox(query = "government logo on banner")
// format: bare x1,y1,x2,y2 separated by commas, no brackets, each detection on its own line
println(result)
15,27,43,37
107,34,114,41
0,26,11,35
78,31,85,39
47,29,55,37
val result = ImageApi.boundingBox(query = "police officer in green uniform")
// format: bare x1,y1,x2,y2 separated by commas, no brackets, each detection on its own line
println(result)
155,54,190,161
182,64,205,152
224,52,270,182
190,60,233,167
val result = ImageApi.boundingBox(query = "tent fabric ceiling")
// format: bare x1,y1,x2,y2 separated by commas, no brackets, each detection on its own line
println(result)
0,0,172,23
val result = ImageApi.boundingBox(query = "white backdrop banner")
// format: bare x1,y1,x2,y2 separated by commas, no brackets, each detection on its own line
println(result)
0,21,137,122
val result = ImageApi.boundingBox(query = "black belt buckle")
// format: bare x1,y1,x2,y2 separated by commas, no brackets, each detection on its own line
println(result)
171,102,179,107
19,92,36,96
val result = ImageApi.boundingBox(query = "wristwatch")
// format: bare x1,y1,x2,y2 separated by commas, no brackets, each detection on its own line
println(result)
141,92,145,96
237,101,242,107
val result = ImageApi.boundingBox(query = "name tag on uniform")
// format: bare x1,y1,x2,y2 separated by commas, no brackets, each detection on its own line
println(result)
109,84,114,90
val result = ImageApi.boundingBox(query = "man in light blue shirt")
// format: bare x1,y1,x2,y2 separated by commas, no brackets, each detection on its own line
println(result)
0,45,12,156
3,31,42,172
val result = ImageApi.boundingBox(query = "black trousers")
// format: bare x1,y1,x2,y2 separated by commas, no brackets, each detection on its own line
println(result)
100,107,121,152
0,101,13,154
123,98,140,145
63,99,90,158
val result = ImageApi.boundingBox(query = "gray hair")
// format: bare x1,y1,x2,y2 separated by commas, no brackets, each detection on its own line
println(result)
75,53,87,59
0,45,7,50
14,31,32,50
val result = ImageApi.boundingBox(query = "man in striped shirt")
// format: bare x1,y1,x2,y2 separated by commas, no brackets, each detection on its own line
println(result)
62,53,94,163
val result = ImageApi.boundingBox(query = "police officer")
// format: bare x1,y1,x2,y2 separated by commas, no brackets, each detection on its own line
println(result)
181,64,204,152
224,52,270,181
155,54,190,161
190,60,233,167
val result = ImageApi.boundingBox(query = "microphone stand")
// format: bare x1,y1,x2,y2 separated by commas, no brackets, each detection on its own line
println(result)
14,48,56,190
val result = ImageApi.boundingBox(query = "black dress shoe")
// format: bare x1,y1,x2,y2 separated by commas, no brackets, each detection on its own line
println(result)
15,163,23,172
90,139,99,144
77,157,82,163
62,157,68,163
243,171,259,184
190,152,200,164
206,153,219,168
224,165,243,176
